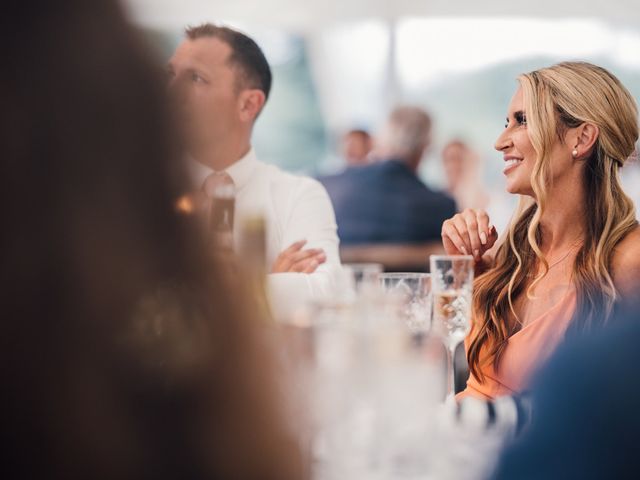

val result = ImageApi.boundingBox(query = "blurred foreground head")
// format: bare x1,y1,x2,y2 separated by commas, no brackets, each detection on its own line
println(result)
0,1,302,479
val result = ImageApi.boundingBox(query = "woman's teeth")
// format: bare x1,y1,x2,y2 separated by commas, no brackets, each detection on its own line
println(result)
504,159,523,173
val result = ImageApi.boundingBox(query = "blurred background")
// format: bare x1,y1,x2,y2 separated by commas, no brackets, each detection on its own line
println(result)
125,0,640,224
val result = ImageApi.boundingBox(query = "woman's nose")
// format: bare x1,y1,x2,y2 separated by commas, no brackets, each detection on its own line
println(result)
494,129,513,152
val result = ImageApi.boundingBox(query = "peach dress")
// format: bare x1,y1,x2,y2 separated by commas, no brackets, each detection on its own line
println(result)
457,287,577,400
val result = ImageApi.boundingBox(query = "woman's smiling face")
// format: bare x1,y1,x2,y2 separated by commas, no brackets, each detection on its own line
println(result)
494,87,537,196
495,86,582,198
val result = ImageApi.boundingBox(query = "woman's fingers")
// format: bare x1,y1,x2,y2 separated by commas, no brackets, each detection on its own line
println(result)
462,209,483,260
441,209,496,260
442,219,470,255
485,225,499,250
476,210,491,246
452,215,473,255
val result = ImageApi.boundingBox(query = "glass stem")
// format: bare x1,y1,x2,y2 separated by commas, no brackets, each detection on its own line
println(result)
446,343,458,402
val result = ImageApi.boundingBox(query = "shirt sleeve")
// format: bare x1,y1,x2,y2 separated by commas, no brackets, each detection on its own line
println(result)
267,177,343,321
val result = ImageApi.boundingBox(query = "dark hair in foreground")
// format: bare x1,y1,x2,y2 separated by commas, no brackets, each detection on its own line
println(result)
0,2,301,479
186,23,273,101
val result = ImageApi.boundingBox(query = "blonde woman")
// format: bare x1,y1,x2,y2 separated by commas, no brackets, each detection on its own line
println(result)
441,62,640,400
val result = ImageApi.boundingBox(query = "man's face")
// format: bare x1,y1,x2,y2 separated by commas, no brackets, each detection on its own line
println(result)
442,144,466,188
167,37,240,158
342,132,372,166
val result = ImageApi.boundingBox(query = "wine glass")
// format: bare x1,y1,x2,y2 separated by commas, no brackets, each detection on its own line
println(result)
429,255,474,402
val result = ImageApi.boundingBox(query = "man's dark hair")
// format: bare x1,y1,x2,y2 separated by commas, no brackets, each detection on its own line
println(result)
185,23,272,102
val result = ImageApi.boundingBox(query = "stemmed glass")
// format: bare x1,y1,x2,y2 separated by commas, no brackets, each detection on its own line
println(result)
429,255,474,402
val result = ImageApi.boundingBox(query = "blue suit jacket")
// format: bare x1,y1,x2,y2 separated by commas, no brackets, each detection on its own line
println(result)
318,160,457,246
492,315,640,479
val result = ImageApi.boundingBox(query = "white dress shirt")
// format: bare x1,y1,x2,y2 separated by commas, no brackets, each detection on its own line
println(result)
190,148,342,319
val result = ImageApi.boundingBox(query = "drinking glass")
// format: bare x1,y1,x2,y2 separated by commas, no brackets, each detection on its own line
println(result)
429,255,474,402
379,273,432,333
344,263,383,293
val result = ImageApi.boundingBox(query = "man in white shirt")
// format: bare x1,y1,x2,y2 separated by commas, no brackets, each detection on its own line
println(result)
167,23,342,318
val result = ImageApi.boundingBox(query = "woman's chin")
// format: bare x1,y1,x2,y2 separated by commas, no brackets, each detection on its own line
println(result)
505,179,529,195
505,181,520,194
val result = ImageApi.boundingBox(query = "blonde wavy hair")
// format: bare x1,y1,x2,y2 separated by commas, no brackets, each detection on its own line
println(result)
468,62,639,381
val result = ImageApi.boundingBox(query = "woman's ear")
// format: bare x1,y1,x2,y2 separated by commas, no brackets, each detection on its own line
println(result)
572,123,600,160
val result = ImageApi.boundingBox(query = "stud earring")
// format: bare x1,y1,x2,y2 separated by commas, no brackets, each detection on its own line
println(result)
572,149,578,158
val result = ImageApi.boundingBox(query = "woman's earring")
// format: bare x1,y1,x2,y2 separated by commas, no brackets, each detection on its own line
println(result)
572,149,578,158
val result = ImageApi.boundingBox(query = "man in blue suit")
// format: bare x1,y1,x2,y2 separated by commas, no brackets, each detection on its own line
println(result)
319,106,457,246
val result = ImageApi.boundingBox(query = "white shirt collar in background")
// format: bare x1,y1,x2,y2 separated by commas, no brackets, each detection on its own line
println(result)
224,148,258,192
188,147,257,192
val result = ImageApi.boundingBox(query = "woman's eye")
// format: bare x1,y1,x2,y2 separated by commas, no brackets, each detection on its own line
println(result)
515,113,528,126
191,73,204,83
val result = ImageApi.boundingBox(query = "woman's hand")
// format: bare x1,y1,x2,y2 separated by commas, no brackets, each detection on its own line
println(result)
441,209,498,261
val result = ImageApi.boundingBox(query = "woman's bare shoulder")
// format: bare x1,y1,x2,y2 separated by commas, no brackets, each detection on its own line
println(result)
612,224,640,299
613,224,640,260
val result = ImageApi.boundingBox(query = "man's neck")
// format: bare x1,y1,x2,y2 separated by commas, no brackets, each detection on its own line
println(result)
195,139,252,172
391,156,420,174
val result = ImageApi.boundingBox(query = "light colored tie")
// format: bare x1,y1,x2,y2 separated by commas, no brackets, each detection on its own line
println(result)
202,172,236,248
201,171,235,199
175,172,235,222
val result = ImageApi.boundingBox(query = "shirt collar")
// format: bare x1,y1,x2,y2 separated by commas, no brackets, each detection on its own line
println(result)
224,147,258,191
188,147,258,192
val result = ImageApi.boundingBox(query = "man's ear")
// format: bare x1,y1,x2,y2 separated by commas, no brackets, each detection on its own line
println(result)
238,89,266,124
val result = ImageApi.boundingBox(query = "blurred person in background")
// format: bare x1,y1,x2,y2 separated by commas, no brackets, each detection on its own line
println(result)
441,62,640,402
0,1,305,479
316,128,371,225
320,106,456,245
167,24,341,318
340,128,373,166
442,139,489,212
442,139,514,232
